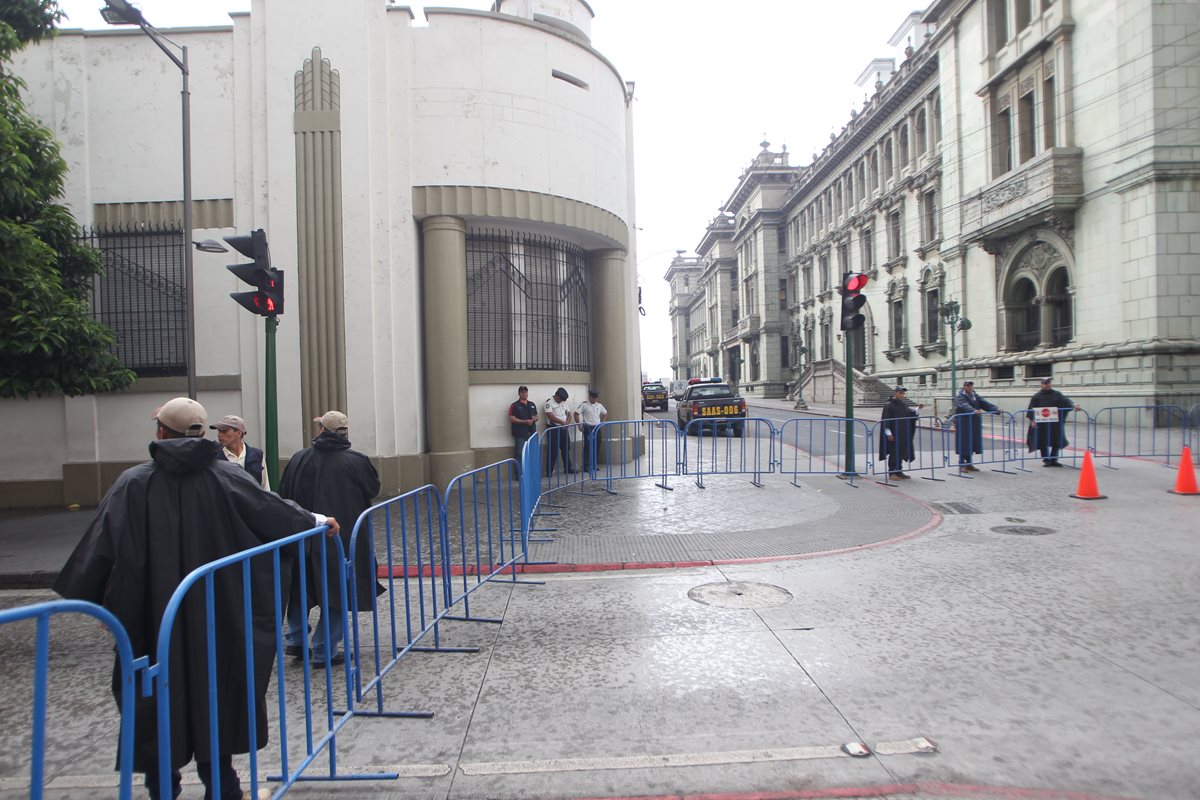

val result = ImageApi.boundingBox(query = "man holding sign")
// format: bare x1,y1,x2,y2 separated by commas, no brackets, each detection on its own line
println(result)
1027,377,1081,466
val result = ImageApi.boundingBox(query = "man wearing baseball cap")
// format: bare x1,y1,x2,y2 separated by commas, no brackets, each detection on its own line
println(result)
280,410,382,666
54,397,340,800
1026,377,1081,467
210,414,269,490
952,379,1000,473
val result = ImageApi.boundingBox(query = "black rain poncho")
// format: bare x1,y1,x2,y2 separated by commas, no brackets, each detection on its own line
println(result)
54,436,319,772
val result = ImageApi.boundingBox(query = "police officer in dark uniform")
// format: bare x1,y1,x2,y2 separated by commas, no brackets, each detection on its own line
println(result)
508,385,538,469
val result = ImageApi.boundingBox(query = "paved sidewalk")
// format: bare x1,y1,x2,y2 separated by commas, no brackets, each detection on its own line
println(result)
1,453,1197,799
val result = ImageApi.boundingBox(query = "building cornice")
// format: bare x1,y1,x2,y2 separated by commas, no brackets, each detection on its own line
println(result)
784,50,939,212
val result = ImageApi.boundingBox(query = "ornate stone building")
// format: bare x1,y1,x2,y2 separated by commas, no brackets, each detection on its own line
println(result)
670,0,1199,412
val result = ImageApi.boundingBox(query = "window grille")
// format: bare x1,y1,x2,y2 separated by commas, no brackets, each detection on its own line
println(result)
466,229,590,371
82,223,187,377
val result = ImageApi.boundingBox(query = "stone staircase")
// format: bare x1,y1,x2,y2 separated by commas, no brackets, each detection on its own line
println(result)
795,359,892,407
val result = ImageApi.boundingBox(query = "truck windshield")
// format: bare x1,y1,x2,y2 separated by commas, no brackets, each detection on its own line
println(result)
691,386,733,399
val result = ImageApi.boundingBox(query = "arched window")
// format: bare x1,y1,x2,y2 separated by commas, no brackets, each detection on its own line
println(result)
883,140,894,181
1046,268,1072,346
1007,277,1039,352
898,125,910,170
915,109,928,156
869,152,879,192
856,163,866,203
932,97,942,145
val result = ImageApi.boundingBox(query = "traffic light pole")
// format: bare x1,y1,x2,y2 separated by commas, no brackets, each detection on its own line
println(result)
264,315,279,489
843,333,856,476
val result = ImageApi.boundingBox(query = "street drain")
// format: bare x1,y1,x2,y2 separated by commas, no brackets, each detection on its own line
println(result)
688,581,793,609
990,525,1056,536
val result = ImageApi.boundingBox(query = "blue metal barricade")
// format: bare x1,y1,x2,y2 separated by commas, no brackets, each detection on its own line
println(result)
443,459,532,623
1012,407,1092,471
148,525,396,800
944,411,1015,476
1189,404,1200,462
0,600,143,800
776,417,873,486
1092,405,1189,468
868,415,947,483
682,417,775,488
593,418,680,492
348,485,456,717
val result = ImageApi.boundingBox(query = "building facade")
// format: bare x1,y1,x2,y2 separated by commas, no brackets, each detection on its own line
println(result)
3,0,640,508
670,0,1199,413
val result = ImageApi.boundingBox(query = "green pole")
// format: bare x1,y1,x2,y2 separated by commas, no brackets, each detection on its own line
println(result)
948,324,957,406
844,332,855,475
264,315,279,489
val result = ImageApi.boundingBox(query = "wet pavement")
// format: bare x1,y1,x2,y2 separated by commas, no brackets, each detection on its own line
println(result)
0,408,1198,799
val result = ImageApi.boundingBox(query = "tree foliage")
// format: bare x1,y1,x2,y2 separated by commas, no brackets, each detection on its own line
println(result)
0,0,135,398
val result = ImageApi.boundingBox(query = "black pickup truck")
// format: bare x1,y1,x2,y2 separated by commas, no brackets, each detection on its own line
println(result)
641,382,669,411
676,380,746,436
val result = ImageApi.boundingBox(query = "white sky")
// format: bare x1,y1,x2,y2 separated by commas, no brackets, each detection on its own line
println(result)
55,0,919,382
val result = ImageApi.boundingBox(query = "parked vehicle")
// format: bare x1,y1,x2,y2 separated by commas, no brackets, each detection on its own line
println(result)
641,382,669,411
669,380,689,401
677,379,746,436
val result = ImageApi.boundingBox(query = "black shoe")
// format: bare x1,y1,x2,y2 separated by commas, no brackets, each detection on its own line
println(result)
1046,460,1063,467
284,643,305,658
567,468,578,474
311,652,345,668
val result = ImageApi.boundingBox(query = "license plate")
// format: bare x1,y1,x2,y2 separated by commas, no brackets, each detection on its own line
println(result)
700,405,740,417
646,393,665,400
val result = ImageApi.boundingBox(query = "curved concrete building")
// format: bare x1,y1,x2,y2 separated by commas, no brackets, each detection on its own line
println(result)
3,0,639,506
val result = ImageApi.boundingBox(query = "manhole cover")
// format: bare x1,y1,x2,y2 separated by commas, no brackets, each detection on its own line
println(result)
990,525,1056,536
688,581,793,609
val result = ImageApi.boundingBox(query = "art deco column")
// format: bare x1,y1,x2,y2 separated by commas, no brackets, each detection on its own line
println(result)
421,216,474,488
589,248,632,421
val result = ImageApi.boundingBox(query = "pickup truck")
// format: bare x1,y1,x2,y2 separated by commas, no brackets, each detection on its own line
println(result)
677,380,746,436
641,382,669,411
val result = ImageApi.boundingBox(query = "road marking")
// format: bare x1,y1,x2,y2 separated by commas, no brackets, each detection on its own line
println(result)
36,763,450,789
458,737,933,776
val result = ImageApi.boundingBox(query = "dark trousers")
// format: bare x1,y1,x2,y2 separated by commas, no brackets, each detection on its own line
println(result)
581,424,596,472
146,756,240,800
513,430,533,472
956,423,976,464
544,425,573,475
1033,424,1061,460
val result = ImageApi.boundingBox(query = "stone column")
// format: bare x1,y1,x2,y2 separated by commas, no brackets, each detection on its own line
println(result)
589,248,632,421
421,216,474,488
1035,295,1053,348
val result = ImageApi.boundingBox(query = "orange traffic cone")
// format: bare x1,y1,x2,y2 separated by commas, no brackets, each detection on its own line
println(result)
1070,451,1107,500
1168,446,1199,495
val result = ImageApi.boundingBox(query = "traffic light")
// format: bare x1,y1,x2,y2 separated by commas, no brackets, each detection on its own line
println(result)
839,272,868,331
225,228,284,317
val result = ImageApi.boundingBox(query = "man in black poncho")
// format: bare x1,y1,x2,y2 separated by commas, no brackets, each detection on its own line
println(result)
878,386,924,479
53,398,340,800
1026,377,1080,466
281,410,383,666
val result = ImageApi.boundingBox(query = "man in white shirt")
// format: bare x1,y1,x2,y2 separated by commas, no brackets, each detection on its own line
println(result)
574,388,608,473
210,415,270,490
543,387,576,475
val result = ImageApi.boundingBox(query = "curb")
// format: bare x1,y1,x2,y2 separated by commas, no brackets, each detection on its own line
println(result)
0,572,58,591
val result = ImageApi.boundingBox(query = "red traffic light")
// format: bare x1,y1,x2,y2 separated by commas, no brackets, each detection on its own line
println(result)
842,273,869,293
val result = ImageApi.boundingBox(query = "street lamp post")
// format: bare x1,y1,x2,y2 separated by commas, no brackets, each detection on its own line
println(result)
793,340,808,410
939,299,972,400
101,0,195,400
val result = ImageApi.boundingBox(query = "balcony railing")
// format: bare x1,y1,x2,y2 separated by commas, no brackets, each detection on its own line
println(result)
736,314,761,340
962,148,1083,244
